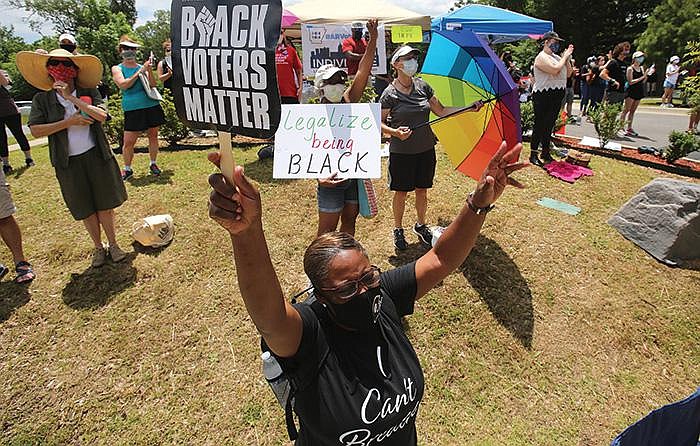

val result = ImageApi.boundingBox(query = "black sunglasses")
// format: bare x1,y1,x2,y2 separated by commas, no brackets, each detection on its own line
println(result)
318,266,381,301
47,60,76,68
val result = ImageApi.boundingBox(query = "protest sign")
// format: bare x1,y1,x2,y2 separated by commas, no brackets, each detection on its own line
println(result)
391,25,423,43
273,103,382,179
301,23,387,78
170,0,282,139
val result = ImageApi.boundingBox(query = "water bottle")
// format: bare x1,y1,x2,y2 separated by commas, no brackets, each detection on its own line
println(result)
261,351,291,408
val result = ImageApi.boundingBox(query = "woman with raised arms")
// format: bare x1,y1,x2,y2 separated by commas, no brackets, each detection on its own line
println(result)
207,138,528,444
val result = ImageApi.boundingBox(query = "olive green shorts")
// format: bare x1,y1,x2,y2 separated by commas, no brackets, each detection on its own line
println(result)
54,147,127,221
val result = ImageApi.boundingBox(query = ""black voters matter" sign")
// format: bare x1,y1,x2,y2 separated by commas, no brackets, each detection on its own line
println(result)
170,0,282,138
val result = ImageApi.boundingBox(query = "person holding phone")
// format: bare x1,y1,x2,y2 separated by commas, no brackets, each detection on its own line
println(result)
111,36,165,180
156,39,173,91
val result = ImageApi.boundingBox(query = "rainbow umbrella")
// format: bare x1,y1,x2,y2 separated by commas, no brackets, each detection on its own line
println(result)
420,29,521,180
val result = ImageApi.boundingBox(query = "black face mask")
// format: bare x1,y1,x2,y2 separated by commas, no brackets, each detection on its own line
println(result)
326,286,382,332
60,43,77,53
352,30,363,40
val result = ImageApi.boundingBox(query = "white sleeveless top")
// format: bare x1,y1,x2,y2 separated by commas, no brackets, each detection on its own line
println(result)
533,51,567,92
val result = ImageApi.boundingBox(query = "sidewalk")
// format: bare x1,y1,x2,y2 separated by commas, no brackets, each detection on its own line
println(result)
8,137,48,152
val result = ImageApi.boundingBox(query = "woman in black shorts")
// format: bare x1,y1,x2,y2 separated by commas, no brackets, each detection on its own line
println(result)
380,46,481,250
111,36,165,180
621,50,650,137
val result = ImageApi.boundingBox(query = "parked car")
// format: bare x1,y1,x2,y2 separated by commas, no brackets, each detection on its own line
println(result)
15,100,32,116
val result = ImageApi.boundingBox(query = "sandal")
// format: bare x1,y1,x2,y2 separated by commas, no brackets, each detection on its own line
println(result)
14,261,35,284
0,263,9,281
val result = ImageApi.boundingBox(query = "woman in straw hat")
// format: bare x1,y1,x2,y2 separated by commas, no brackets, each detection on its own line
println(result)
111,36,165,180
18,48,128,268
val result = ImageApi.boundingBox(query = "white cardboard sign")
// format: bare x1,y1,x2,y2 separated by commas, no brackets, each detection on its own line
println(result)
301,23,387,77
273,103,382,179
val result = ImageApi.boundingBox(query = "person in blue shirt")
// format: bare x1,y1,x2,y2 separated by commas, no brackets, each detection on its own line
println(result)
111,36,165,180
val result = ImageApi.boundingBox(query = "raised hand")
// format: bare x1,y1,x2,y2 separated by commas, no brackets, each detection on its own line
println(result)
366,19,378,41
471,141,528,208
208,152,262,236
564,44,574,58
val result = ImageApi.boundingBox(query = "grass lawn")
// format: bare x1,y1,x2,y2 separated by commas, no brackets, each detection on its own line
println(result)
0,142,698,444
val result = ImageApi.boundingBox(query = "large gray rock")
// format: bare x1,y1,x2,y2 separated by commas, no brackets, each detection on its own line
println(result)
608,178,700,266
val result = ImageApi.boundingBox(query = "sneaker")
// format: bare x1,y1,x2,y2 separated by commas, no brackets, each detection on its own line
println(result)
149,163,161,175
393,228,408,250
121,169,133,181
91,246,107,268
625,129,639,137
108,245,127,263
667,103,674,108
25,158,34,167
2,164,12,174
413,223,433,246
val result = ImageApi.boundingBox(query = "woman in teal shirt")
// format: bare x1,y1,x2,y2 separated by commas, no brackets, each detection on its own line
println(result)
111,36,165,180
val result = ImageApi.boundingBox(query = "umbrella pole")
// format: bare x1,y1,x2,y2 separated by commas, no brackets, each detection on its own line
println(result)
411,96,499,130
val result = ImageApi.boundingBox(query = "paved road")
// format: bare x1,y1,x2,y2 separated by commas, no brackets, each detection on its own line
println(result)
562,102,699,161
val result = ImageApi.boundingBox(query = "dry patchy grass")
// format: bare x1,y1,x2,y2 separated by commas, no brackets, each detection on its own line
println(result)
0,142,698,445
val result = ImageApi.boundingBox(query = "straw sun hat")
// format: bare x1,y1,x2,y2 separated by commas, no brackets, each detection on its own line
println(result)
15,49,103,91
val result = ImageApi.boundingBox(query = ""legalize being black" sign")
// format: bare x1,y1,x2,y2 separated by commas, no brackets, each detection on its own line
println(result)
170,0,282,138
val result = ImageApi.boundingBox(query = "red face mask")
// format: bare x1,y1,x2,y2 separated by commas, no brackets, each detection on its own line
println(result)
47,64,78,83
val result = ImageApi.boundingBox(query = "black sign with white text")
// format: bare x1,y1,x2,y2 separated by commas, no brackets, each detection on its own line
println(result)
170,0,282,138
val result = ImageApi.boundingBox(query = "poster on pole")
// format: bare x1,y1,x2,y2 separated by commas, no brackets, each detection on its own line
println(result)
301,23,386,78
170,0,282,139
273,103,382,179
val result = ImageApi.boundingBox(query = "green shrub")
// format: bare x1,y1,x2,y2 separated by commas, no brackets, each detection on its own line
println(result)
159,89,190,147
588,101,624,149
104,92,124,148
665,130,700,163
519,101,533,136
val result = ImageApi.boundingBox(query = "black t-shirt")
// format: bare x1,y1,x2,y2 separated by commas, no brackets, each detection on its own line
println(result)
280,262,424,445
380,78,437,155
606,59,627,92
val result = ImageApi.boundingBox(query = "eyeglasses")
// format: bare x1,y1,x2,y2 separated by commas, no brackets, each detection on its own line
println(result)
318,266,381,301
47,60,76,68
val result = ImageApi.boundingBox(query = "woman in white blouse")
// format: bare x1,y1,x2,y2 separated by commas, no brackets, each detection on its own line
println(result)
530,31,574,167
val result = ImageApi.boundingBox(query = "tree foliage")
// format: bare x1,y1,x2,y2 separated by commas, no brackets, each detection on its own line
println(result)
499,39,539,72
0,25,28,65
635,0,700,66
448,0,663,66
134,9,171,61
110,0,136,26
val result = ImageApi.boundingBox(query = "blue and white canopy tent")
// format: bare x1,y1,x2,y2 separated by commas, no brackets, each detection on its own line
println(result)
431,4,553,44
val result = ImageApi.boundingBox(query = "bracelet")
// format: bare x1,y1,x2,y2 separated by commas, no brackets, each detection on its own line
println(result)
467,192,494,215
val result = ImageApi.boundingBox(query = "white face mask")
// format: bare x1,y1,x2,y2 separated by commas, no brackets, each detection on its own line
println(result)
322,83,345,103
400,59,419,77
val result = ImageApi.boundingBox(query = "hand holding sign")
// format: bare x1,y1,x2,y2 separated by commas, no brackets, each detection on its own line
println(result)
208,152,262,236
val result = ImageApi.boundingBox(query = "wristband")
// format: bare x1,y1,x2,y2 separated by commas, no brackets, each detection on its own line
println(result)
467,192,494,215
